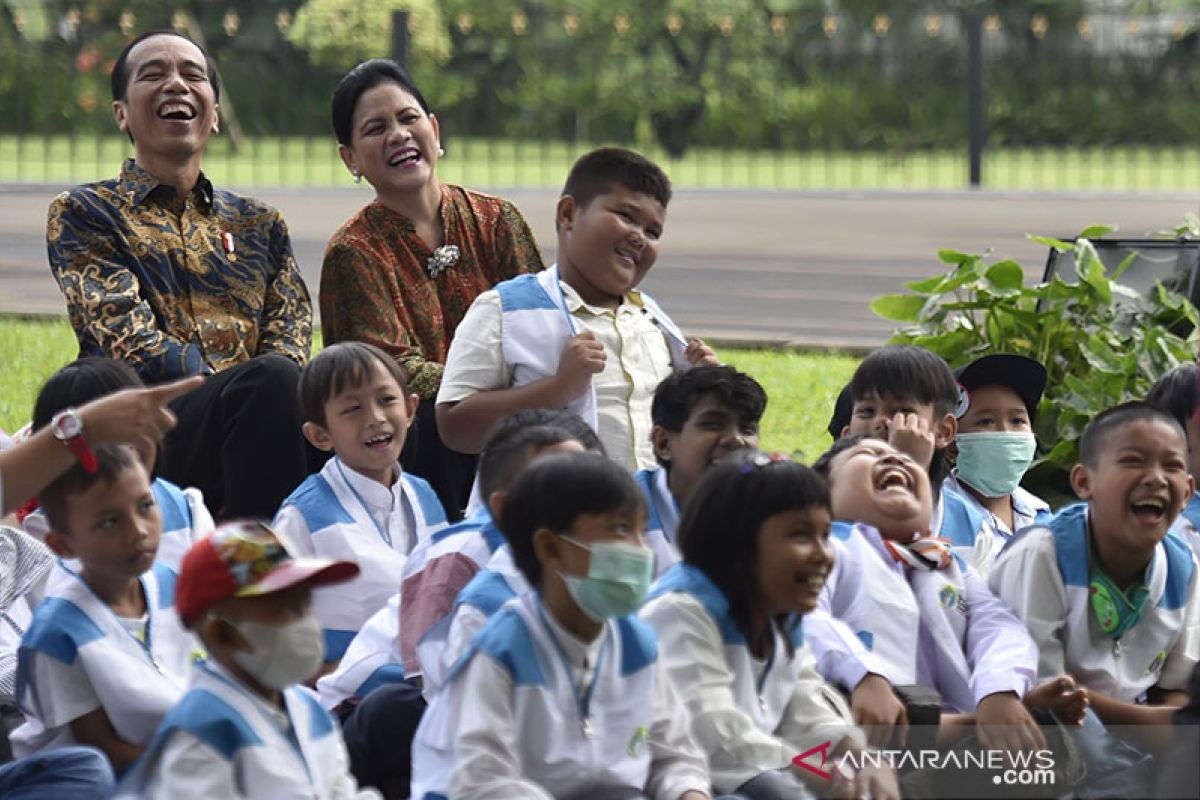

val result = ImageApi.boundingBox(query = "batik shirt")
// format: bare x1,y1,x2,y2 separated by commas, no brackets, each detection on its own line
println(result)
47,159,311,382
319,185,543,399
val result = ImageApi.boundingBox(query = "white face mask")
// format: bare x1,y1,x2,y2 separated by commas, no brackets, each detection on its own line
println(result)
225,613,324,690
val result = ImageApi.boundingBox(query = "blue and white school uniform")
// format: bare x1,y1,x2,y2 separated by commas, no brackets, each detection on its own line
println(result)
416,545,530,698
315,593,408,711
804,522,1037,712
411,591,709,800
642,563,860,795
117,660,377,799
940,473,1051,578
12,561,195,756
22,477,214,571
989,503,1200,703
1169,491,1200,561
398,509,507,676
272,457,447,661
635,466,682,577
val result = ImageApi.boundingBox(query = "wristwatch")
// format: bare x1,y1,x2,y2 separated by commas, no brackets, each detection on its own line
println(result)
50,408,98,473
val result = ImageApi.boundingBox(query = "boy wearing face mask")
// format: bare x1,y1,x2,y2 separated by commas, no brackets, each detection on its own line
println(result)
941,354,1052,576
411,452,715,800
119,521,382,799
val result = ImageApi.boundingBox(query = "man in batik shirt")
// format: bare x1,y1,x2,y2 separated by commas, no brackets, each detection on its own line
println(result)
47,29,316,520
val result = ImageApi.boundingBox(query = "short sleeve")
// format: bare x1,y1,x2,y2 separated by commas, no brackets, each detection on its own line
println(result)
436,292,510,405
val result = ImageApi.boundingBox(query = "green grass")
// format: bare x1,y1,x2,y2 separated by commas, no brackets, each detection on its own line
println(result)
4,134,1200,191
0,315,858,460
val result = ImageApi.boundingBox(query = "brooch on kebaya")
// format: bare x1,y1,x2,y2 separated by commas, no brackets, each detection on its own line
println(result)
425,244,460,279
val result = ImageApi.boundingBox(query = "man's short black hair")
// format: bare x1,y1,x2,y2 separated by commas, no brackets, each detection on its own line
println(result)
331,59,431,148
33,357,143,432
562,147,671,211
111,29,220,104
40,444,142,535
298,342,409,429
1146,363,1197,435
1078,401,1186,468
500,452,645,587
850,345,958,417
478,409,604,500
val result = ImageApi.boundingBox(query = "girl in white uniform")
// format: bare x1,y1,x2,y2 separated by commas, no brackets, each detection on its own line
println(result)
411,452,714,800
641,452,894,800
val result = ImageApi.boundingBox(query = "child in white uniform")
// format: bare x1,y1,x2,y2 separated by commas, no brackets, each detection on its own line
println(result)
117,520,381,799
1147,362,1200,557
412,452,714,800
273,342,447,666
13,445,196,771
990,403,1200,767
641,452,896,800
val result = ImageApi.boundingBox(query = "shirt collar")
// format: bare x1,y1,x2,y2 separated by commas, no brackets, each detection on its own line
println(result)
540,597,606,669
118,158,214,212
336,457,402,513
555,267,644,315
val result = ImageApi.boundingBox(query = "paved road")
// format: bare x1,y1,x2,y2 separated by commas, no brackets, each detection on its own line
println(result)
1,183,1195,350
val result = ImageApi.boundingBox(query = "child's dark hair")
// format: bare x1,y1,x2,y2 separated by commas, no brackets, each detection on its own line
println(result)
651,366,767,465
41,444,143,534
1079,401,1186,468
478,409,604,499
1146,363,1197,435
850,345,958,417
562,147,672,211
827,385,853,440
331,58,431,148
299,342,409,428
32,357,143,432
500,452,646,587
678,452,830,657
811,434,869,481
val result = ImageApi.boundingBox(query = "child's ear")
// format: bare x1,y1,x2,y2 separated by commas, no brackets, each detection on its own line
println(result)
486,490,507,521
945,438,958,465
650,425,673,464
532,527,565,572
404,393,419,427
302,421,335,452
1069,463,1093,500
839,424,851,438
1183,476,1197,514
555,195,578,232
45,531,75,559
933,413,957,450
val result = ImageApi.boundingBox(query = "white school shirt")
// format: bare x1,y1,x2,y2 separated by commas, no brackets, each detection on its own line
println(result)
635,467,683,577
12,561,195,755
1169,491,1200,561
804,522,1036,713
989,503,1200,703
642,563,861,794
117,660,381,799
22,476,214,571
437,266,682,472
272,457,447,662
940,473,1051,578
411,592,710,800
315,593,408,711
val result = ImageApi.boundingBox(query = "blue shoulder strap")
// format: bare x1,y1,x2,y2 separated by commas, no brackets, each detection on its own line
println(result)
1159,532,1196,610
286,473,353,532
156,688,263,760
635,469,665,534
1047,503,1090,587
615,616,658,677
647,562,745,644
496,272,557,312
462,605,547,687
405,474,448,526
937,488,987,549
455,569,519,616
152,478,192,533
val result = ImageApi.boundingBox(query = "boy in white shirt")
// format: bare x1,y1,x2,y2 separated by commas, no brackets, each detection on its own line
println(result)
13,445,196,771
273,342,447,667
1147,362,1200,556
118,520,381,799
436,147,718,472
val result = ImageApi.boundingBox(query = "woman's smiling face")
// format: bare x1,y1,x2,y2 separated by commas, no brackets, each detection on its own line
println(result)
341,82,439,196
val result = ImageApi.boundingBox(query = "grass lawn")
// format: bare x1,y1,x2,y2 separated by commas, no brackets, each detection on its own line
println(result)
0,315,859,463
3,134,1200,192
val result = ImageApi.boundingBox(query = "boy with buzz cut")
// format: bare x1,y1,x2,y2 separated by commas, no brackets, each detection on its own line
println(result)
12,444,196,771
116,520,382,799
989,402,1200,762
640,365,766,573
436,146,720,473
272,342,447,667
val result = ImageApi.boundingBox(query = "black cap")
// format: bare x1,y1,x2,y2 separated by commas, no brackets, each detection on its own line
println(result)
953,354,1047,422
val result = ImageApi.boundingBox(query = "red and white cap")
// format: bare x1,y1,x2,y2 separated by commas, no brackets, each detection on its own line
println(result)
176,519,358,628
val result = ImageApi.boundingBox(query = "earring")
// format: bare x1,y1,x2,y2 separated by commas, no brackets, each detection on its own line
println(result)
353,169,362,184
437,144,445,157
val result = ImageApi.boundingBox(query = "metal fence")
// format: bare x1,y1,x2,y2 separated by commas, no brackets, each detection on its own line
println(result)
2,1,1200,191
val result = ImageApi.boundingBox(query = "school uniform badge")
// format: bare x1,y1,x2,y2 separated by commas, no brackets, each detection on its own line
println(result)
627,725,649,757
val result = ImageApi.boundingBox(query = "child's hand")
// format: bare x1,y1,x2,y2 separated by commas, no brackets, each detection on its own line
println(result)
976,691,1047,755
553,331,606,404
684,337,719,366
855,761,901,800
851,673,909,748
884,411,936,470
1023,676,1089,726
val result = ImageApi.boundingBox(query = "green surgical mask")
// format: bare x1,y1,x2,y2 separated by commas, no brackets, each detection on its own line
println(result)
954,431,1036,498
558,535,654,622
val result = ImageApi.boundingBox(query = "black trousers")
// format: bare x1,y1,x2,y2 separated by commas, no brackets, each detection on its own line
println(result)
158,355,326,521
400,398,476,522
339,682,426,800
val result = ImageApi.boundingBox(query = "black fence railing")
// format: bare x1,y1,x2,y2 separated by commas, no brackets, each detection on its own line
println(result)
1,2,1199,190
